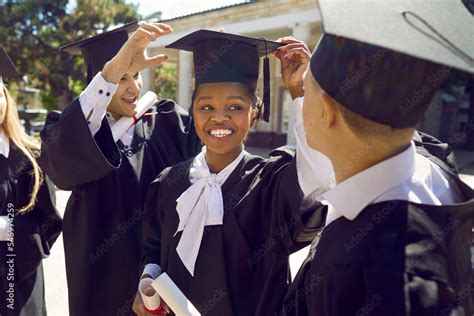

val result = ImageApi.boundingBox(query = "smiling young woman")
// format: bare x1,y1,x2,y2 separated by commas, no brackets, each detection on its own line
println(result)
134,30,330,316
192,82,261,173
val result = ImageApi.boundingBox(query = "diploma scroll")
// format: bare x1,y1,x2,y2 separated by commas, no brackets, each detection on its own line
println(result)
151,273,201,316
139,277,162,313
111,91,158,142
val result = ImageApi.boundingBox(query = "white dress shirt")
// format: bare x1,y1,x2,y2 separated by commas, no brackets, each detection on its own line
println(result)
293,97,335,209
0,128,11,240
0,128,9,158
321,143,463,226
79,72,135,147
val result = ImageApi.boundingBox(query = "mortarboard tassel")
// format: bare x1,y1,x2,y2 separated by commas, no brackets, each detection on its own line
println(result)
263,40,271,122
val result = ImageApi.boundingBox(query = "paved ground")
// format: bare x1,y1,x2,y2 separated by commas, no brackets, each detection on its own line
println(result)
43,149,474,315
43,190,69,316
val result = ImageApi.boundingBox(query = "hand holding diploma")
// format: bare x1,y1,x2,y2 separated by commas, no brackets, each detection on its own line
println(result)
134,277,168,315
133,273,200,316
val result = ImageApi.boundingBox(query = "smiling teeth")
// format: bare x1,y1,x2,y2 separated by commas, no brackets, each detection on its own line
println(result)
210,129,233,138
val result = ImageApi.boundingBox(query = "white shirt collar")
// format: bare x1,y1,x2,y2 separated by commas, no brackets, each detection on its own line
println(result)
0,128,10,158
322,143,416,224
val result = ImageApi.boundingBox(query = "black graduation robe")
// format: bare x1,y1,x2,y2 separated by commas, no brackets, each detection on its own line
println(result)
142,147,324,316
279,132,474,316
39,98,200,316
0,146,62,316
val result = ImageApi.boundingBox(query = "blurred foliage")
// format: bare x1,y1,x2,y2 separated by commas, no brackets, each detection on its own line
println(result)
154,62,177,101
0,0,141,111
144,10,162,21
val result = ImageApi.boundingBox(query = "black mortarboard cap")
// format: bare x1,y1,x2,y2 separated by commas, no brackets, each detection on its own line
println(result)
61,21,139,84
311,0,474,128
0,46,18,80
166,30,283,122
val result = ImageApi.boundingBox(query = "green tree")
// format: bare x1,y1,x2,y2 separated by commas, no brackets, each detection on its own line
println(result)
0,0,140,111
154,62,177,101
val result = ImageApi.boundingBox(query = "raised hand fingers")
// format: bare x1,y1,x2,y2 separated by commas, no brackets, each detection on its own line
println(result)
276,36,306,45
278,42,310,55
135,28,159,42
130,22,173,48
283,46,311,59
274,37,310,60
139,22,173,37
144,54,168,69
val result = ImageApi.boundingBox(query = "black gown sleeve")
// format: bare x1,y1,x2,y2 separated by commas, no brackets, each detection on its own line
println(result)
33,175,63,251
141,168,172,270
256,147,324,255
359,261,463,315
154,99,201,159
413,130,459,175
40,98,121,190
15,174,62,282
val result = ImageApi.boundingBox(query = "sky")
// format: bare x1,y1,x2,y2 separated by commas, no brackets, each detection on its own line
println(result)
66,1,248,20
129,0,248,20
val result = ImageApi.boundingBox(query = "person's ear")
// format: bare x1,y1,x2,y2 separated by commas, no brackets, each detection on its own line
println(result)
320,93,337,129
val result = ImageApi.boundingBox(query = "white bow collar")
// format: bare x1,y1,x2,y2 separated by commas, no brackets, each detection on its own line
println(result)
175,146,247,276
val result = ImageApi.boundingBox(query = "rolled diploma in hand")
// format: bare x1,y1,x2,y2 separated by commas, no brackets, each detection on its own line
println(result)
111,91,158,142
151,273,201,316
139,277,162,312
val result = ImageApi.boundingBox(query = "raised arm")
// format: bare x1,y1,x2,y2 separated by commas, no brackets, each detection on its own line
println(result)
40,23,174,190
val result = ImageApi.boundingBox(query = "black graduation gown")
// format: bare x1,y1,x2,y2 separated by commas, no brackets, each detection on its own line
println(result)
143,147,324,316
0,146,62,316
279,133,474,316
39,98,200,316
